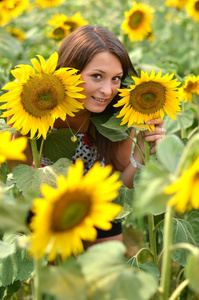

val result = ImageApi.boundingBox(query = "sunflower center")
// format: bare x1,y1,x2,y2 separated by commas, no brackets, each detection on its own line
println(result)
129,11,143,29
185,81,198,92
53,27,65,37
64,21,77,31
50,190,91,232
195,1,199,11
130,81,166,114
21,73,66,117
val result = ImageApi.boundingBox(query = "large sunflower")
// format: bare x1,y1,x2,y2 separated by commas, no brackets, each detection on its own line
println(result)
28,159,122,261
186,0,199,21
165,0,189,10
0,52,85,139
121,1,155,42
0,131,27,165
180,74,199,102
164,157,199,212
0,0,29,26
114,70,182,130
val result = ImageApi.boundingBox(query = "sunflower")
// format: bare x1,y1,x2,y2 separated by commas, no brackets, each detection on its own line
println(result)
180,74,199,102
164,157,199,212
165,0,189,10
186,0,199,21
35,0,64,9
0,52,85,139
0,131,27,165
6,27,26,41
47,12,88,34
0,0,29,26
114,69,182,131
28,159,122,261
47,24,71,40
121,1,155,42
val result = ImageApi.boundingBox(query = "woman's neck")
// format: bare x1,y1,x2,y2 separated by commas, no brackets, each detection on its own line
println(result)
54,111,91,133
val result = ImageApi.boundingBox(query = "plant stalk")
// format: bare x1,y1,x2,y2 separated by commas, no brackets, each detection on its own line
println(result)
30,138,40,168
159,205,173,300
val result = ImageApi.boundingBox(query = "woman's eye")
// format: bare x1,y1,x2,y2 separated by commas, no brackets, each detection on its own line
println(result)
113,76,122,82
92,74,101,79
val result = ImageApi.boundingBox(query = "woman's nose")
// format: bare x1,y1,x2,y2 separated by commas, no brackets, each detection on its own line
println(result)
99,81,112,96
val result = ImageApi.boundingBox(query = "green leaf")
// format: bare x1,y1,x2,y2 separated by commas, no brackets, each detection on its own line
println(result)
90,115,129,141
41,129,78,162
0,28,23,60
164,109,194,134
133,161,171,217
129,259,160,281
13,158,71,197
156,134,185,174
171,218,197,267
113,185,134,220
0,189,30,233
185,251,199,294
0,163,10,184
0,241,16,259
79,241,158,300
39,257,87,300
102,114,128,132
0,119,16,134
187,211,199,247
0,235,34,287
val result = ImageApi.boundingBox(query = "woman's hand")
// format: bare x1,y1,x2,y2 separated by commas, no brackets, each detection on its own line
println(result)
137,119,167,155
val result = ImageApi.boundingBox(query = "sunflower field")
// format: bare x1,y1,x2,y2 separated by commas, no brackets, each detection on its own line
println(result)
1,0,199,299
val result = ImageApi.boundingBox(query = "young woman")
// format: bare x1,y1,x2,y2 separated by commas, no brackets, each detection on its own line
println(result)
7,25,166,247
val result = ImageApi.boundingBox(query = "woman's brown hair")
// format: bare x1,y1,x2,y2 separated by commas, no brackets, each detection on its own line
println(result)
57,25,137,169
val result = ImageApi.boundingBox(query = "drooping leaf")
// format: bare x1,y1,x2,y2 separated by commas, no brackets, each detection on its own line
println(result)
113,185,134,220
39,257,87,300
79,241,158,300
91,115,129,141
164,108,194,134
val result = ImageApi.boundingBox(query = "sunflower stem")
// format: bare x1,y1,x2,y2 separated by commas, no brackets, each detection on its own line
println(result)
147,213,157,266
159,205,173,300
30,138,40,168
34,259,42,300
144,141,150,164
38,138,45,162
180,101,186,139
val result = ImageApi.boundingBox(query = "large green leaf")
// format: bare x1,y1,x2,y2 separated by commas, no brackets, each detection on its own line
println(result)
39,257,87,300
185,251,199,294
156,134,185,174
102,114,128,132
133,161,171,217
41,129,78,162
164,109,195,134
0,234,34,287
13,158,71,197
91,115,129,141
79,241,158,300
171,217,198,267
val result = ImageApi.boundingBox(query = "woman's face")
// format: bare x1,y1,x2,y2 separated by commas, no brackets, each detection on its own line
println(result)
80,51,123,114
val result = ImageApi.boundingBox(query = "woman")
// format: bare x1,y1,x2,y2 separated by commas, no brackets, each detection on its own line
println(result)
7,25,166,247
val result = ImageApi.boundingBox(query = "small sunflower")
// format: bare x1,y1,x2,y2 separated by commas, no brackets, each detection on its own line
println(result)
6,27,26,41
35,0,65,9
121,1,155,42
114,69,182,131
164,157,199,212
47,12,88,34
0,131,27,165
180,74,199,102
47,24,71,40
0,0,29,26
165,0,189,10
186,0,199,21
28,159,122,261
0,52,85,139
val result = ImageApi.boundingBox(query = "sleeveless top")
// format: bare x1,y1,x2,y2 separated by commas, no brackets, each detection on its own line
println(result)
40,130,122,238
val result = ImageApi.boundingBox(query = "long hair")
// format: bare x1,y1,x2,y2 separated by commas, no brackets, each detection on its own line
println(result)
57,25,137,169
